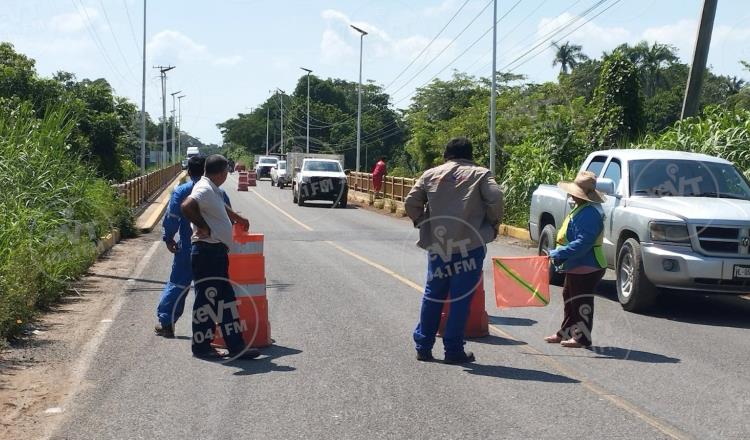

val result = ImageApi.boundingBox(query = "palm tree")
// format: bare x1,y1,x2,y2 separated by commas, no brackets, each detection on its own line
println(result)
640,42,678,97
552,41,589,75
727,76,746,94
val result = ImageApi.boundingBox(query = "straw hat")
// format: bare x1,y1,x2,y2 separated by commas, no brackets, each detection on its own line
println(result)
557,171,607,204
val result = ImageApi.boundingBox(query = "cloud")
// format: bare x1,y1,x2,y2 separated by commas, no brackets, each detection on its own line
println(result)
320,28,355,64
537,12,631,54
640,20,750,60
423,0,459,17
49,7,99,33
319,9,452,64
147,30,243,67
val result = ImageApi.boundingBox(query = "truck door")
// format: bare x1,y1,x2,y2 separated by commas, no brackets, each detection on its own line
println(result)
600,158,622,263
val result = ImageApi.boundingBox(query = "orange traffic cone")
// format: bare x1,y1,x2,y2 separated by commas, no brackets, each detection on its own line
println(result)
212,225,271,349
437,278,489,338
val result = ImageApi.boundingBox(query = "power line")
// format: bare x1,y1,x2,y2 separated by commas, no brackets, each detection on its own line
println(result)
97,0,137,77
122,0,141,54
383,0,472,90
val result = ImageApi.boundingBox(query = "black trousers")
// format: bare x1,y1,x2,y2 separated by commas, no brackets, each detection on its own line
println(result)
556,269,605,346
190,242,246,354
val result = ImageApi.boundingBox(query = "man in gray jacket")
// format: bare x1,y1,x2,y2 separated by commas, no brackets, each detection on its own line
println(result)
405,137,503,364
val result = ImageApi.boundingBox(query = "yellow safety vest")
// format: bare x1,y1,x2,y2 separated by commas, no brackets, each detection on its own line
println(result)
555,203,607,269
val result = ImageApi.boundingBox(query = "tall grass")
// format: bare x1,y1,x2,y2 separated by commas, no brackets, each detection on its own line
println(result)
0,102,131,340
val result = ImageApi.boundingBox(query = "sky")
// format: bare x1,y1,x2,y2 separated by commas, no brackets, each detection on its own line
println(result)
2,0,750,145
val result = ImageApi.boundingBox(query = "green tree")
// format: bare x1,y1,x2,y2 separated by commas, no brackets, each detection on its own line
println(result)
552,41,589,75
588,52,644,148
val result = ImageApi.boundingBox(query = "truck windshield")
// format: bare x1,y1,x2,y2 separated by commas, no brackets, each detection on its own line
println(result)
303,161,341,172
259,158,277,164
629,159,750,200
278,162,286,170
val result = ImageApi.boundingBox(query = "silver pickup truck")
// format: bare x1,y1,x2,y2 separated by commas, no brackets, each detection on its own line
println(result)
529,149,750,312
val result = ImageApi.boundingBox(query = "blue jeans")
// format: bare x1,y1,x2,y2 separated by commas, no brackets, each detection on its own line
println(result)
190,242,246,354
156,243,192,326
413,246,486,356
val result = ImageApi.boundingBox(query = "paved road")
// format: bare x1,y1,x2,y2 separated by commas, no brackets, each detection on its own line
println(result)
52,174,750,439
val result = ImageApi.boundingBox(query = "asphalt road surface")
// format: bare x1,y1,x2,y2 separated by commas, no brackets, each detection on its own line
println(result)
51,174,750,440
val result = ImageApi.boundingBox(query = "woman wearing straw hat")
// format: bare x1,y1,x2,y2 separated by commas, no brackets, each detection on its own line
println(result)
544,171,607,348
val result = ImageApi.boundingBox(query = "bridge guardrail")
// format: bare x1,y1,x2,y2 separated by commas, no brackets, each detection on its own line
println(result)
347,171,416,202
114,163,182,208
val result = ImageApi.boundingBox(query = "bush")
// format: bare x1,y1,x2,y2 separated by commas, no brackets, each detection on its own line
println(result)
500,141,576,227
0,102,131,339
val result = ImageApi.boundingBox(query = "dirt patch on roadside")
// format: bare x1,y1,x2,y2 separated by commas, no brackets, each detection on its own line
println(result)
0,232,159,440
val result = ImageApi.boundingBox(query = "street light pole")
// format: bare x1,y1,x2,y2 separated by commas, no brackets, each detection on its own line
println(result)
489,0,497,176
265,105,270,156
177,94,185,159
170,90,181,164
351,25,368,172
154,65,175,167
276,89,285,154
300,67,312,153
139,0,147,174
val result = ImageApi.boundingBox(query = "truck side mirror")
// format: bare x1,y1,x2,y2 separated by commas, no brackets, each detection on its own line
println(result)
344,169,351,175
294,167,301,173
596,178,616,196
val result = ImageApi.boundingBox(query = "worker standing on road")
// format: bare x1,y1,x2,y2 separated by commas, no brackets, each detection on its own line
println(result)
180,155,261,360
372,157,387,197
545,171,607,348
405,137,503,364
155,156,233,338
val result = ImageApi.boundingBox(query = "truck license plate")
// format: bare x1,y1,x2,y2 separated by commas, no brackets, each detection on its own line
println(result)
733,265,750,279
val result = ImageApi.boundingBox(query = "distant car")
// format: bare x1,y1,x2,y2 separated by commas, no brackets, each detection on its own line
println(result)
256,156,279,180
186,146,200,159
181,159,188,170
271,160,288,188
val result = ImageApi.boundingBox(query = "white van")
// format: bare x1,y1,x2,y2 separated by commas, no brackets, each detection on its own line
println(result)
186,147,200,158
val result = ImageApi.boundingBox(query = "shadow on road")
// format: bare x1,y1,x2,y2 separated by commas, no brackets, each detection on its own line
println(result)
459,363,579,383
87,272,167,286
231,344,302,376
470,334,527,346
488,316,538,327
588,346,681,363
299,201,358,210
597,280,750,329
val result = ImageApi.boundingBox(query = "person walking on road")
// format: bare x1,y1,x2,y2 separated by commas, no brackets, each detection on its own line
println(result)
405,137,503,364
180,154,260,360
371,157,387,197
545,171,607,348
154,157,234,338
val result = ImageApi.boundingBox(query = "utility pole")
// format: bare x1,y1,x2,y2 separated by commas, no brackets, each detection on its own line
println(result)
177,94,185,158
154,65,175,167
139,0,147,174
170,90,181,164
301,67,312,153
280,90,284,154
265,106,270,156
489,0,497,176
681,0,718,119
351,25,367,172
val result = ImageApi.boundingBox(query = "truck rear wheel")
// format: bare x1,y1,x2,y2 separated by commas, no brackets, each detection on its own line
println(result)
617,238,659,313
538,224,565,287
292,185,298,203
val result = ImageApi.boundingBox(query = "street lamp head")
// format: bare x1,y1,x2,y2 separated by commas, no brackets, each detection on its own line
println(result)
170,90,182,96
300,67,312,73
350,24,368,36
178,95,186,99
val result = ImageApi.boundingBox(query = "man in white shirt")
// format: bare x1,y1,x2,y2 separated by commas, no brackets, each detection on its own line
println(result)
180,154,260,360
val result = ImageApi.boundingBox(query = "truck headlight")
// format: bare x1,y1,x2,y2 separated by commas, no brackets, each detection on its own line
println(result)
649,222,691,244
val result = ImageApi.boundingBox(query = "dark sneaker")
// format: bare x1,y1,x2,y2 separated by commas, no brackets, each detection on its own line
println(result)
154,323,175,338
226,348,261,360
192,348,227,359
416,351,435,362
444,351,475,365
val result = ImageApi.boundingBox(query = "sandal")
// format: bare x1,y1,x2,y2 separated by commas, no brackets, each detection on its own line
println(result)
560,337,590,348
544,334,562,343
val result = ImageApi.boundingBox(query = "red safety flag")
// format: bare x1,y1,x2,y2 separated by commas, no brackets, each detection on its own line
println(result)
492,256,550,308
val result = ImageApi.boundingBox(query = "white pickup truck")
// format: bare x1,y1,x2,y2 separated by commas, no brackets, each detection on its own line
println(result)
290,156,348,208
530,149,750,312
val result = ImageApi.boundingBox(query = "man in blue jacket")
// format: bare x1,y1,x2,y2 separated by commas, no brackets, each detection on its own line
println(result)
155,156,232,337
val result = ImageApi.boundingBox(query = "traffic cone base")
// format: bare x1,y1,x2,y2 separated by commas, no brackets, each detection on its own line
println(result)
437,278,489,339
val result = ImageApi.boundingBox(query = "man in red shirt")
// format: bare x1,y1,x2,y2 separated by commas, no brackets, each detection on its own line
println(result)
371,157,387,197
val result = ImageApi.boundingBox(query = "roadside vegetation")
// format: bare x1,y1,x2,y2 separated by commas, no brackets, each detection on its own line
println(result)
219,42,750,227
